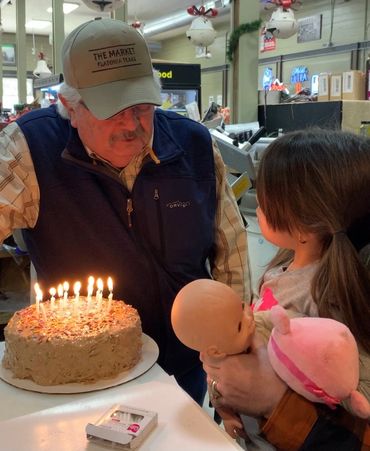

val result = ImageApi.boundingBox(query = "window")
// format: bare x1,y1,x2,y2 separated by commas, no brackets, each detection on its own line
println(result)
2,78,34,112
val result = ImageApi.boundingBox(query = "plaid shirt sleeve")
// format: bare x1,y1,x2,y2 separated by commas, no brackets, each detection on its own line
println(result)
0,122,39,243
261,389,370,451
211,141,252,303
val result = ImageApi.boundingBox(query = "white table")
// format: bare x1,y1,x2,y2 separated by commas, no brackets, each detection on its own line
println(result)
0,362,242,451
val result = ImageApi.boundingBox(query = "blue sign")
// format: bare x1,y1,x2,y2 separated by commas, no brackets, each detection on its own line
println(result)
291,66,309,83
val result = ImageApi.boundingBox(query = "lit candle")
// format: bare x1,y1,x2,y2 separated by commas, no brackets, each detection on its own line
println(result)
73,281,81,302
96,278,103,310
57,284,64,311
73,281,81,316
39,302,47,321
87,276,94,312
107,277,113,311
34,283,41,315
49,287,56,310
87,276,94,300
63,281,69,308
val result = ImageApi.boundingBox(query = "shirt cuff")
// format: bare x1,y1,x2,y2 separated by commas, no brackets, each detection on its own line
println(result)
260,389,318,451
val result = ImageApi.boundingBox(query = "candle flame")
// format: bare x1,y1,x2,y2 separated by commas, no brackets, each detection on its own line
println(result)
88,275,95,287
97,278,104,291
107,277,113,292
36,289,43,302
57,284,63,298
73,281,81,295
49,287,56,297
63,281,69,292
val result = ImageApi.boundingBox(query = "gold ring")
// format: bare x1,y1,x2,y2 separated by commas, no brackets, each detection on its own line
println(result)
210,379,221,400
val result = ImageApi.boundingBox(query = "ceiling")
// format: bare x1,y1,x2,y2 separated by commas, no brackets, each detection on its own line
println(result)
0,0,231,41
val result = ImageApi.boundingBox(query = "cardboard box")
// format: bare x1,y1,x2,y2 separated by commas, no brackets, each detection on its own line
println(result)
86,404,157,449
330,74,342,100
342,70,365,100
318,73,330,101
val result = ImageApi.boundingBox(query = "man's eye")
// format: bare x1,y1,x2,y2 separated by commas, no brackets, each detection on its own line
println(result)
136,104,151,113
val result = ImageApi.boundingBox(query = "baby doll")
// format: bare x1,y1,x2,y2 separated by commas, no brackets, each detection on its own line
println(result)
172,279,370,439
171,278,256,438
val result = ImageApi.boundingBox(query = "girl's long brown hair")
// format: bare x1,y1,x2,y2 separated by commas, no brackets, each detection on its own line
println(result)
256,129,370,353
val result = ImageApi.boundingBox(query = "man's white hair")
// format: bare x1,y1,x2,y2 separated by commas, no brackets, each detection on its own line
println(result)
56,70,162,120
56,83,81,119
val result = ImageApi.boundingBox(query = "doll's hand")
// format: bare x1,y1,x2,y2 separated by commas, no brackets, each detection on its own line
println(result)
201,336,287,419
215,406,248,440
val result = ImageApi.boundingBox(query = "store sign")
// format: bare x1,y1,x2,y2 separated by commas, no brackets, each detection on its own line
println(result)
290,66,309,83
260,29,276,53
153,63,201,86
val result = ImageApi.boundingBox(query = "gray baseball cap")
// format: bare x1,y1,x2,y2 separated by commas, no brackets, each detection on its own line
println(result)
61,18,162,119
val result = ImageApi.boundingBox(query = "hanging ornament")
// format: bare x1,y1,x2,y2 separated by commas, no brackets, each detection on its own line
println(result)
186,4,218,58
81,0,124,12
131,20,145,35
33,52,52,78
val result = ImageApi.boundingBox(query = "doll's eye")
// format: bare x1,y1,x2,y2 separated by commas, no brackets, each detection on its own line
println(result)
238,321,242,332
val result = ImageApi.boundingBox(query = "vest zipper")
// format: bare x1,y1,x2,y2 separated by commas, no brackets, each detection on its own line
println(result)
126,198,133,228
154,188,166,256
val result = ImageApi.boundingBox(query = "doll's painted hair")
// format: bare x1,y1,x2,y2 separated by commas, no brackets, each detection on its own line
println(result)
256,128,370,353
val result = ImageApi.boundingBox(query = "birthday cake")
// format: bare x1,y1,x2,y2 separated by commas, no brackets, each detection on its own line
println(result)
2,296,142,386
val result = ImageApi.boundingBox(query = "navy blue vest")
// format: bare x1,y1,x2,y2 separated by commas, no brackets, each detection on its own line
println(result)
16,106,216,376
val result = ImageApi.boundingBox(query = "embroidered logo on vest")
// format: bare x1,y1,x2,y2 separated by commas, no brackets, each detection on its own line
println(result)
166,200,191,209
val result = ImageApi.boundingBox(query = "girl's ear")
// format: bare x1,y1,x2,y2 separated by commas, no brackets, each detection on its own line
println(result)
206,345,227,361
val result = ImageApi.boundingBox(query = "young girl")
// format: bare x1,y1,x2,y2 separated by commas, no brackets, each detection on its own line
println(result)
254,128,370,360
204,128,370,450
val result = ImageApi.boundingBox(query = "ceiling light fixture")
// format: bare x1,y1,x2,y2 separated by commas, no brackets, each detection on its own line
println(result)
25,19,51,30
47,2,80,15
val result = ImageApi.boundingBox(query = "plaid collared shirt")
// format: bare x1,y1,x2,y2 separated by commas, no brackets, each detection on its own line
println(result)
0,121,251,302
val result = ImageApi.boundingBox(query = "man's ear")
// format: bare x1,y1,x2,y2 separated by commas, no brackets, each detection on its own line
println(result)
206,345,227,360
58,94,77,127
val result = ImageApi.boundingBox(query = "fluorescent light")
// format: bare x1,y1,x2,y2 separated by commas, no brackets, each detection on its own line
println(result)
47,2,80,15
26,20,51,30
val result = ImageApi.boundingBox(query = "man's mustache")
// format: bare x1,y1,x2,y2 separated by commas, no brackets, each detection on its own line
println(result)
109,124,145,143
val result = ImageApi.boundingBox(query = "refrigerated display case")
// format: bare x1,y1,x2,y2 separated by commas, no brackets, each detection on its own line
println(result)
152,62,201,118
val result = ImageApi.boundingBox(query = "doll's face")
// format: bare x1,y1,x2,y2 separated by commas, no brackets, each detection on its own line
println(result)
220,301,255,355
171,279,255,356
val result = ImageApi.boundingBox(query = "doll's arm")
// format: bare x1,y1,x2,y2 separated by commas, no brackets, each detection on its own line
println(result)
214,406,247,440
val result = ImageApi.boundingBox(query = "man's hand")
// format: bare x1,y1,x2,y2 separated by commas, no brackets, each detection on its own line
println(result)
201,339,287,419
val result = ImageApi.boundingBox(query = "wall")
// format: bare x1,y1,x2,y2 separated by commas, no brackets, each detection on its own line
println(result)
258,0,370,90
2,33,52,74
155,0,370,114
154,23,230,115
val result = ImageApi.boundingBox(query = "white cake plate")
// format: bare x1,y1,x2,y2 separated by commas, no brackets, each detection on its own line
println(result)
0,333,159,394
